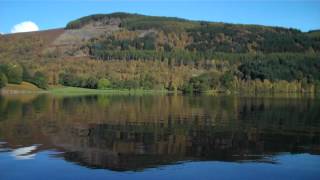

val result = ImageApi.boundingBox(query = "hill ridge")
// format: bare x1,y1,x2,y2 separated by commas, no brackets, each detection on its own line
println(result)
0,12,319,93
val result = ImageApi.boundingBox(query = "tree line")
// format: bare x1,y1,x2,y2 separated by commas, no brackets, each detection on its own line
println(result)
59,71,158,90
2,52,319,94
0,63,48,89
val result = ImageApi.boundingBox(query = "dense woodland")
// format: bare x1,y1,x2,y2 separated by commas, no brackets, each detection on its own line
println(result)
0,13,320,94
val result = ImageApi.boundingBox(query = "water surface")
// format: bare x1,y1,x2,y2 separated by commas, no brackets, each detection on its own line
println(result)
0,94,319,179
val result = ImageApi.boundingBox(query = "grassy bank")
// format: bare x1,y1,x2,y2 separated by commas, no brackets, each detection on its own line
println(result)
0,82,44,94
1,82,170,95
1,82,318,99
48,86,170,96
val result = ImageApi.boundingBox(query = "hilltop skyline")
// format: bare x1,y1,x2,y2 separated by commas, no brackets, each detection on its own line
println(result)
1,0,320,34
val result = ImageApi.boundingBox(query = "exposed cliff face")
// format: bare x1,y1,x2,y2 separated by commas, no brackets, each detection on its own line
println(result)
47,17,122,57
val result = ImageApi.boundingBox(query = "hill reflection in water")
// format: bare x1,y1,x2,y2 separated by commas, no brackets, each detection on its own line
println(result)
0,94,319,171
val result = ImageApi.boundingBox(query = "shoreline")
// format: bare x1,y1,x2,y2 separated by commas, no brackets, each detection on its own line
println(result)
1,86,318,99
1,86,172,96
49,86,172,96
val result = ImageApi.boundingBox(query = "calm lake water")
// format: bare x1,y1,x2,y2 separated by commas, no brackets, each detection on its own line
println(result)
0,94,319,180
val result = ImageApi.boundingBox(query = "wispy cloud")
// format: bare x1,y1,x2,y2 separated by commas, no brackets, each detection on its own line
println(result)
11,21,39,33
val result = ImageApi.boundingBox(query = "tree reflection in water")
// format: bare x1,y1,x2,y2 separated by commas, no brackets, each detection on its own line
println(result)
0,94,319,171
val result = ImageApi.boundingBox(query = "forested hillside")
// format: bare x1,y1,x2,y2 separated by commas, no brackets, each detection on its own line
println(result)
0,12,319,93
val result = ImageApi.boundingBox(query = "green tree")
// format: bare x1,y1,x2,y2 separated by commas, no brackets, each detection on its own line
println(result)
59,72,79,87
31,71,48,89
22,65,32,82
124,80,139,90
220,72,235,90
5,64,23,84
0,73,8,88
315,80,320,94
86,77,98,89
181,83,193,93
98,78,111,89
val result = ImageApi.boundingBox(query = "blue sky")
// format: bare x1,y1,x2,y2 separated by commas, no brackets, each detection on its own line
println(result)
0,0,320,34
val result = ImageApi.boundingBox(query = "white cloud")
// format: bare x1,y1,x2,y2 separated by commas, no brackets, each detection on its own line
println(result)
11,145,38,160
11,21,39,33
